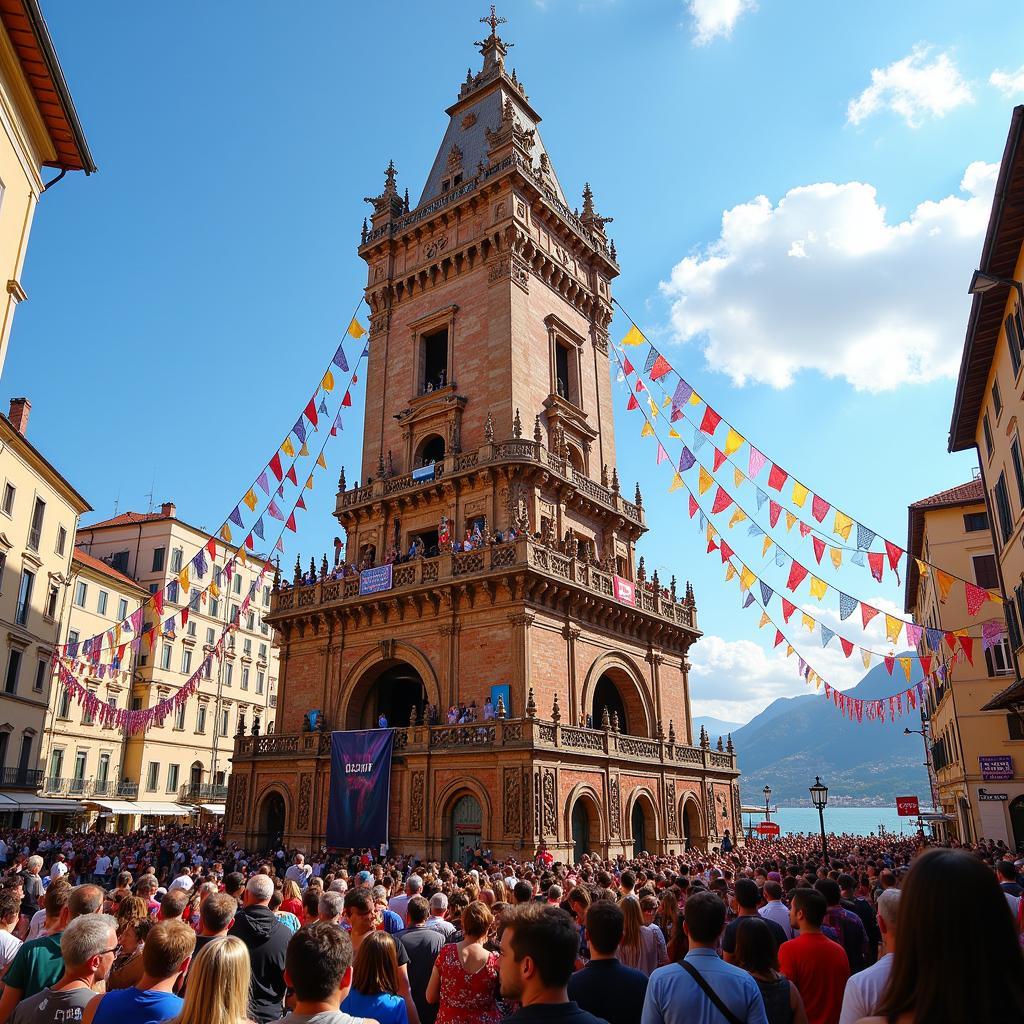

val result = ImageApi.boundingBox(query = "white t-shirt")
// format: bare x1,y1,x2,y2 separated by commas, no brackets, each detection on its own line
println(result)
0,929,22,970
285,864,312,889
387,894,410,922
94,856,111,876
168,874,194,893
25,909,48,941
759,900,795,940
838,952,893,1024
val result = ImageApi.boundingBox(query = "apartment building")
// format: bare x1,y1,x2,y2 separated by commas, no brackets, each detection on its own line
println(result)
905,481,1017,844
76,502,278,822
949,104,1024,849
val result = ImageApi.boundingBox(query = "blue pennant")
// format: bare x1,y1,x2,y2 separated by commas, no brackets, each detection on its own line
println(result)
839,592,858,620
821,626,835,647
756,488,768,511
760,581,774,606
856,523,876,550
643,347,659,374
253,517,265,541
851,551,866,567
774,548,787,567
332,344,349,372
229,506,244,528
743,592,755,609
293,418,307,444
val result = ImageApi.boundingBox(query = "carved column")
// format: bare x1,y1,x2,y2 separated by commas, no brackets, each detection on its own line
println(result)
321,616,343,730
646,648,664,737
508,611,536,708
439,621,461,709
681,652,693,746
562,624,582,724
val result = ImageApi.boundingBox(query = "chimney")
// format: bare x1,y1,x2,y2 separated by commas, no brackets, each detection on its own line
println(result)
8,398,30,436
161,501,176,518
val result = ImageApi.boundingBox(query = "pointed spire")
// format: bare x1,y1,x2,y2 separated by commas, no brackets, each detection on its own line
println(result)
476,5,512,73
601,464,609,488
533,414,543,444
611,467,620,495
551,693,561,723
338,467,347,492
361,218,368,244
726,733,734,754
635,482,643,508
384,159,397,196
512,408,523,438
609,238,617,261
668,720,676,744
485,411,494,443
526,686,537,717
582,182,595,219
320,554,328,578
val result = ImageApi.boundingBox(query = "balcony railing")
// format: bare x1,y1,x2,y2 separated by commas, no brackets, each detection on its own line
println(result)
235,718,737,773
1,767,43,789
179,782,229,803
38,777,138,799
272,538,695,632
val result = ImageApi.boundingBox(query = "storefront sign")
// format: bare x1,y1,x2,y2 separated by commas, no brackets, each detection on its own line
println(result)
979,755,1014,781
613,575,636,606
895,795,920,817
358,563,393,595
979,790,1009,802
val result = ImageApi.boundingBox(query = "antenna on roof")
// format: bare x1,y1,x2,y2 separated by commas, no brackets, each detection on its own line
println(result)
145,477,155,515
112,491,120,517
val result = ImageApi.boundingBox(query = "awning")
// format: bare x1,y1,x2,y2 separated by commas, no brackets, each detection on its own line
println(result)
86,800,192,816
199,803,225,815
0,793,83,813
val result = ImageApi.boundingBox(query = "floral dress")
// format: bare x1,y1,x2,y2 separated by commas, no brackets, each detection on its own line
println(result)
434,942,501,1024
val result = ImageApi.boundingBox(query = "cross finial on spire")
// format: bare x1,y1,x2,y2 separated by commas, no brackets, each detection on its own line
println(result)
475,5,512,71
480,5,506,37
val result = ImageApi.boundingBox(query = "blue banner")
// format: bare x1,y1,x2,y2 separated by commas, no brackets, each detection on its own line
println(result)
326,729,395,849
412,464,436,482
359,563,393,595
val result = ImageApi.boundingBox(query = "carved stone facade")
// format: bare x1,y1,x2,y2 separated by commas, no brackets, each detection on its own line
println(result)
225,16,740,861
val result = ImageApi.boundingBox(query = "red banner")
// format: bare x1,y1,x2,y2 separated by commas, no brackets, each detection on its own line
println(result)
756,821,780,836
895,795,920,817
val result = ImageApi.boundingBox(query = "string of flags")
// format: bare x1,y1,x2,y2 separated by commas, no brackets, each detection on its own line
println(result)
609,342,1007,721
616,305,1002,606
56,314,368,659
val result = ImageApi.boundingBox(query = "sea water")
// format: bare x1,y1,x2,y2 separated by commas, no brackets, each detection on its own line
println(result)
750,806,910,837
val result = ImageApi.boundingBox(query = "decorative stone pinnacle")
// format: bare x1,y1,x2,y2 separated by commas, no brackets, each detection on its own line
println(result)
609,238,617,260
533,414,542,443
273,563,281,590
635,482,643,507
611,467,620,494
668,720,676,744
716,735,724,752
361,218,368,244
377,452,386,477
309,557,316,578
601,705,611,730
637,556,646,582
611,710,620,733
526,686,537,717
512,408,522,438
294,555,302,580
552,693,561,723
652,568,660,588
384,159,397,195
727,733,734,754
320,554,328,577
582,182,595,218
657,719,664,740
670,575,678,602
338,467,347,491
403,188,410,214
601,464,609,487
496,694,506,718
485,411,494,442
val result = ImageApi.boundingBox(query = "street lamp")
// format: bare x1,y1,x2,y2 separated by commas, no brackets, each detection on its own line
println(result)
968,269,1024,305
763,785,772,824
809,776,829,862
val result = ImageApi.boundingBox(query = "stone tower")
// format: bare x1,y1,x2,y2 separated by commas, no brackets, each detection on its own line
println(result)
226,12,740,861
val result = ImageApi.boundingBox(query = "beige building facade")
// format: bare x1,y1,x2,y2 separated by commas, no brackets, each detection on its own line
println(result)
76,504,279,823
905,481,1019,845
0,398,89,820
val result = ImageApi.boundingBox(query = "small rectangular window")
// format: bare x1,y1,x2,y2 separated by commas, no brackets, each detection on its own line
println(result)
181,649,192,674
58,689,71,718
117,598,128,621
983,413,994,458
1008,713,1024,740
4,649,21,694
225,664,233,687
994,474,1013,545
973,553,999,590
263,586,271,606
33,658,46,693
45,584,58,619
16,570,33,625
97,590,108,616
206,627,215,645
131,696,143,711
197,705,207,733
257,671,265,694
233,574,242,595
187,620,196,637
160,644,172,671
74,581,87,607
55,526,67,557
167,764,179,793
152,547,166,572
421,327,449,394
963,511,989,532
174,703,186,730
111,550,130,574
27,497,44,551
1012,438,1024,510
1007,312,1023,377
241,668,249,690
221,709,230,736
1,482,14,516
146,762,159,791
993,379,1003,418
167,581,179,603
210,597,220,618
170,548,183,573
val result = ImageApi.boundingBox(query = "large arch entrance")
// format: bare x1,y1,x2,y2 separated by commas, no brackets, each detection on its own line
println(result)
681,798,701,850
631,800,649,857
345,660,427,730
593,673,629,733
1010,795,1024,852
449,794,482,864
257,791,285,849
583,657,653,737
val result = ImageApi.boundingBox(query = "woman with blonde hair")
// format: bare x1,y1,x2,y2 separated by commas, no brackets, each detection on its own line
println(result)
279,878,303,919
617,894,667,975
167,934,253,1024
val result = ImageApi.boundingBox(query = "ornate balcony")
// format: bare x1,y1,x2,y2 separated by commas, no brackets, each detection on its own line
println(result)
39,776,137,799
1,767,44,789
179,782,230,804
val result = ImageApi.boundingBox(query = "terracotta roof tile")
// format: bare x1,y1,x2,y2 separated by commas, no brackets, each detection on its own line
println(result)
909,479,984,509
72,547,146,593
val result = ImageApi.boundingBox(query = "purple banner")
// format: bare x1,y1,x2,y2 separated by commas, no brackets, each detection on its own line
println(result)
359,563,393,596
326,729,395,849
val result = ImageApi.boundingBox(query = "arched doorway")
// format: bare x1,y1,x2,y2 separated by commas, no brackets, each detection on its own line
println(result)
416,434,446,467
631,800,649,857
1010,795,1024,852
571,801,592,863
257,791,285,849
189,762,203,788
593,673,629,733
449,794,482,864
681,798,701,850
346,660,427,730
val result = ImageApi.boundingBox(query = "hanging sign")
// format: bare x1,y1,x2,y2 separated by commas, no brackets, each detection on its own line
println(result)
895,796,920,817
359,563,393,595
756,821,780,836
979,755,1014,781
613,575,636,606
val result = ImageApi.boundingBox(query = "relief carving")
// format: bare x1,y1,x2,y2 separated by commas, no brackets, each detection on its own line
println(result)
424,234,449,260
502,766,521,834
542,769,556,838
666,780,677,836
608,775,620,836
232,774,248,828
488,257,510,284
461,113,477,130
297,774,312,828
410,772,424,832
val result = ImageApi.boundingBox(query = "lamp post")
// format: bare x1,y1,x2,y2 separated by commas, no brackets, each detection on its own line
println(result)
809,776,829,862
763,785,772,824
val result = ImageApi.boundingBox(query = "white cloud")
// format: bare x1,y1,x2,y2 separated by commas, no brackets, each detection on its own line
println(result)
688,0,756,45
990,65,1024,98
659,161,998,391
847,46,973,127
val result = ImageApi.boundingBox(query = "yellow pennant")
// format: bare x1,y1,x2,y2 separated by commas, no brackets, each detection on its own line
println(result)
915,557,930,578
347,317,366,339
237,546,247,566
786,644,794,657
699,467,713,494
210,580,220,599
669,428,681,439
809,576,827,600
740,566,756,591
785,511,797,531
622,325,645,346
802,612,816,633
935,570,954,602
668,472,683,493
299,442,310,457
306,475,315,490
724,428,745,456
281,437,296,457
220,524,232,544
688,390,702,406
725,563,737,582
640,421,655,438
829,547,842,570
900,656,912,681
792,482,809,507
317,453,327,470
814,675,821,691
648,398,659,418
885,614,903,644
706,522,717,543
759,611,770,629
321,370,335,391
861,649,872,669
762,536,773,557
733,467,745,489
728,507,747,529
243,489,258,512
834,510,853,542
662,395,671,409
178,567,190,594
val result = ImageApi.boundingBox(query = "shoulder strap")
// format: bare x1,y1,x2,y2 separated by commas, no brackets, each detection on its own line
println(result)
680,960,746,1024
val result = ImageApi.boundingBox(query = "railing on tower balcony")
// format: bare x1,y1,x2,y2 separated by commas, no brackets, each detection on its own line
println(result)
271,538,695,632
234,718,737,773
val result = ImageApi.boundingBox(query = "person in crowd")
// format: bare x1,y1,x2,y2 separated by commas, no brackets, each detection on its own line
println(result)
397,895,444,1024
165,936,252,1024
285,855,313,891
997,859,1022,898
836,876,877,967
616,895,665,976
9,914,118,1024
497,903,607,1023
277,922,367,1024
724,879,787,963
858,849,1024,1024
107,917,153,991
642,891,768,1024
280,879,305,920
733,917,808,1024
82,918,195,1024
193,892,237,961
426,900,499,1024
134,877,160,917
653,890,679,951
759,881,794,941
19,857,45,921
837,889,898,1024
25,880,70,942
424,894,455,940
319,892,345,926
813,880,867,975
231,874,291,1024
0,889,22,977
388,874,424,925
342,930,408,1023
0,883,105,1019
270,889,301,933
567,900,648,1024
157,889,189,922
777,889,849,1024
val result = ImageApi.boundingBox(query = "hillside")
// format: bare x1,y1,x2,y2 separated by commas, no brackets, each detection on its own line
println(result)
692,715,743,739
733,656,930,806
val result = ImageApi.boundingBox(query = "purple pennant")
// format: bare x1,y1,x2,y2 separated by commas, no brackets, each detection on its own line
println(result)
319,397,328,415
129,608,144,633
333,413,343,431
191,549,208,578
293,418,307,444
253,517,265,540
678,447,695,473
67,641,79,659
267,499,285,521
742,592,755,609
277,485,285,497
275,537,285,553
332,344,349,372
257,470,270,495
164,615,175,633
672,379,692,410
229,506,244,528
759,581,773,606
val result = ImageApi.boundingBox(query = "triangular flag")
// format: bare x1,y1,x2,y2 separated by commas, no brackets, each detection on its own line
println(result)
834,510,853,541
711,487,733,514
965,582,989,617
861,604,880,629
785,511,797,531
220,524,232,543
786,562,809,592
698,467,713,494
650,354,672,380
774,630,785,648
627,394,639,411
792,482,809,507
885,614,903,645
269,452,283,482
679,448,696,473
304,399,319,428
935,570,955,602
811,494,830,523
885,540,904,573
760,581,773,605
900,657,912,681
640,421,655,438
724,428,744,456
884,655,895,675
623,357,635,375
829,547,842,571
959,635,974,665
812,537,825,564
700,407,722,435
347,317,366,338
656,444,669,464
840,638,853,658
322,369,335,391
281,437,296,458
285,512,297,532
862,649,872,669
768,464,788,491
781,599,796,622
740,567,756,591
728,507,747,529
622,325,645,346
802,612,816,633
748,447,767,479
809,576,827,601
342,390,352,408
868,552,884,582
759,611,771,629
688,495,698,518
713,447,726,471
669,472,684,493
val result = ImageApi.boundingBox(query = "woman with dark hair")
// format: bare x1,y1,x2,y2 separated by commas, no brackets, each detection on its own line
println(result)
342,930,409,1024
734,917,808,1024
857,848,1024,1024
426,900,501,1024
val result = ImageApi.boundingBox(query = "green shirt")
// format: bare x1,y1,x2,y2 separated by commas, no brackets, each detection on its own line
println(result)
4,933,63,997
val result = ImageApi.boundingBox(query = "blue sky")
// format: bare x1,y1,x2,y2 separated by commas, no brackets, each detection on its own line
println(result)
7,1,1024,722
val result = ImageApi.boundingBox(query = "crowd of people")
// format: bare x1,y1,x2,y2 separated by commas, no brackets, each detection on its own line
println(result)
0,825,1018,1024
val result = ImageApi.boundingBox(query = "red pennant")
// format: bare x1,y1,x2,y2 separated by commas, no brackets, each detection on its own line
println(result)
296,495,306,511
688,496,698,518
623,358,634,375
304,398,319,428
811,495,830,522
786,562,809,592
884,655,894,675
711,487,733,514
719,541,734,563
636,380,646,392
812,537,825,563
959,636,974,665
782,599,796,622
286,465,298,487
699,407,721,435
153,591,164,616
650,355,672,380
945,632,957,652
867,552,884,582
712,448,726,471
180,608,189,627
627,394,639,411
245,534,254,551
671,407,684,422
206,537,217,561
840,638,854,658
798,522,811,538
342,390,352,407
861,603,879,629
767,464,788,491
285,512,297,532
920,655,932,677
884,540,904,573
707,539,719,554
964,582,988,617
769,501,781,527
269,452,283,482
774,630,785,648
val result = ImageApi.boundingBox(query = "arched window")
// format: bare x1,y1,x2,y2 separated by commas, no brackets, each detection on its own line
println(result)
416,435,446,467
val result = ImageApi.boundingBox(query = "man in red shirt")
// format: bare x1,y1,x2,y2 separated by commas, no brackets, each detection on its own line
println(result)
778,888,849,1024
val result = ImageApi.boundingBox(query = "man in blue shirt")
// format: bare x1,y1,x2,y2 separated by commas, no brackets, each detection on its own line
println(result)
642,892,769,1024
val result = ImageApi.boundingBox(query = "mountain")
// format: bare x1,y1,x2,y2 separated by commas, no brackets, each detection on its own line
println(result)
692,716,744,740
733,656,929,806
